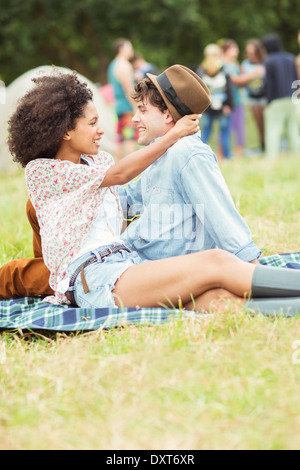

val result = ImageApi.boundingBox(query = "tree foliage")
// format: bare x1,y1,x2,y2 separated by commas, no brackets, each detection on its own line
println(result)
0,0,299,85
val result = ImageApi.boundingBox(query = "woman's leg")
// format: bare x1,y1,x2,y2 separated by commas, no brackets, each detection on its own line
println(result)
200,113,213,144
112,249,255,310
250,104,265,150
184,288,242,312
219,114,231,159
26,198,43,258
230,105,245,157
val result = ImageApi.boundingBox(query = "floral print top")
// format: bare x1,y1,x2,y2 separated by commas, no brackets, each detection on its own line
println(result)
25,151,122,305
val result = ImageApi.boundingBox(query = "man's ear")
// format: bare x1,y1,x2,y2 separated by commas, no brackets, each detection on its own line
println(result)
164,108,174,125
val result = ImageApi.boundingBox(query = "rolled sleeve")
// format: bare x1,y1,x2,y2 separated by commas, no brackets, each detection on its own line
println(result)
233,241,261,262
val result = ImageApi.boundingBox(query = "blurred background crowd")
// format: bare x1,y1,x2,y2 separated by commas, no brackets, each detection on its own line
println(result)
106,33,300,163
0,0,299,170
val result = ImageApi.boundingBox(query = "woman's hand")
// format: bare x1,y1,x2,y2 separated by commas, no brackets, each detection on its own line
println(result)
101,115,201,187
172,114,201,139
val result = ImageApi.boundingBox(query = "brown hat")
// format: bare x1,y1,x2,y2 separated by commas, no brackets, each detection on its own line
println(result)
147,64,211,122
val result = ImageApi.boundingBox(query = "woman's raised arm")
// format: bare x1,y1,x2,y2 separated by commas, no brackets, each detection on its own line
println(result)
100,114,200,188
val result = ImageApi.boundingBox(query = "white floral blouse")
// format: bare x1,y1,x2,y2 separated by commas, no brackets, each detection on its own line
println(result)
25,151,122,305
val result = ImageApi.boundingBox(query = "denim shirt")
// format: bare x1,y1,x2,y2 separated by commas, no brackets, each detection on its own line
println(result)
120,131,261,262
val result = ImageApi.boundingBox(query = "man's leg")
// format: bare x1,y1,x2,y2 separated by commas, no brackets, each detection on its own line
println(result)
26,198,43,257
264,99,286,159
0,257,52,298
285,99,299,155
0,199,52,299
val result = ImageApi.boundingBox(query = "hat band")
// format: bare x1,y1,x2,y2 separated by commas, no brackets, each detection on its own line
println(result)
156,72,193,117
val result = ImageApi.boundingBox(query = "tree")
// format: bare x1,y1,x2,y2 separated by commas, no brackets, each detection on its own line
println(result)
0,0,299,85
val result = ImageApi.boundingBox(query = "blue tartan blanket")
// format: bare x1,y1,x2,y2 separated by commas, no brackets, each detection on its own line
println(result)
0,296,201,331
259,252,300,269
1,252,300,331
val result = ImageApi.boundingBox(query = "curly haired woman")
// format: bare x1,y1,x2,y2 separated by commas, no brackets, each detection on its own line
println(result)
7,69,300,313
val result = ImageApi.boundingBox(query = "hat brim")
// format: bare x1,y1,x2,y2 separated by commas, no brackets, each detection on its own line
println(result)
147,72,182,122
147,66,211,122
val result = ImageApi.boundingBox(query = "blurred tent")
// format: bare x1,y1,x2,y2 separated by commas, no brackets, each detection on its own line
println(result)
0,66,116,173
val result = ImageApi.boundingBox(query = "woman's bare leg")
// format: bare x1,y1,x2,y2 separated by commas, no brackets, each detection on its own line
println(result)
251,105,265,149
184,288,243,312
112,249,255,309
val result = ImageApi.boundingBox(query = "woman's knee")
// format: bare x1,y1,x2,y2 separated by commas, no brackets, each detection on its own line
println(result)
198,248,235,266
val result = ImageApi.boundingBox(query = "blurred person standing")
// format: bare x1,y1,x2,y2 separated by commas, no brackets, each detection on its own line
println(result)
197,44,233,161
262,33,299,159
295,30,300,79
131,52,158,81
242,39,267,152
108,38,138,161
221,39,245,158
295,30,300,138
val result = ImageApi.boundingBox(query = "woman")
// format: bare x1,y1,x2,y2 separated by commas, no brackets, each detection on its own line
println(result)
8,70,300,313
197,44,233,160
221,39,245,158
221,39,264,157
242,39,267,152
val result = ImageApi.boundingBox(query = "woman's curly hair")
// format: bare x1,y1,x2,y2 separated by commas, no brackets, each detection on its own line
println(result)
8,69,93,167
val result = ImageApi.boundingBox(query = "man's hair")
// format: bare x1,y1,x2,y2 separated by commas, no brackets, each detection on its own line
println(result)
262,34,283,54
112,38,131,55
131,78,167,113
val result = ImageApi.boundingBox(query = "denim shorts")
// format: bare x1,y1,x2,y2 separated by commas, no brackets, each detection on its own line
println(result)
67,244,142,308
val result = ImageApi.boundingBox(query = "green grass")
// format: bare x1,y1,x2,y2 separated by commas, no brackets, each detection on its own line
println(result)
1,111,300,450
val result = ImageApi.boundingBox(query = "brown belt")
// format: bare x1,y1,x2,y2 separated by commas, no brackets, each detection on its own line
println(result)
66,244,131,306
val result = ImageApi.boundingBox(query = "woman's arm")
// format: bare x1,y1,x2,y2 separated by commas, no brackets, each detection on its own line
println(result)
230,65,265,86
101,114,200,188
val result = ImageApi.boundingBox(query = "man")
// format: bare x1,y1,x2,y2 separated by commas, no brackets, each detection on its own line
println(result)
108,38,138,161
120,65,261,264
262,34,299,159
130,52,158,81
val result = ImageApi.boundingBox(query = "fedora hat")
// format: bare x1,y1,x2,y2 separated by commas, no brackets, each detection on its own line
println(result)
147,64,211,122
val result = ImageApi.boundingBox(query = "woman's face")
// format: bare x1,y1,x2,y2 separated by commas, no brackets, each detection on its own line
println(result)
246,44,258,63
67,101,104,156
226,44,239,61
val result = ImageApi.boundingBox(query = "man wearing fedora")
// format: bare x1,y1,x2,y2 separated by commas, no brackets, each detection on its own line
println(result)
120,64,261,264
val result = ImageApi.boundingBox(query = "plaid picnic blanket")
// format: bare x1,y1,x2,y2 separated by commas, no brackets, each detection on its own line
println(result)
1,252,300,331
259,252,300,269
0,296,201,331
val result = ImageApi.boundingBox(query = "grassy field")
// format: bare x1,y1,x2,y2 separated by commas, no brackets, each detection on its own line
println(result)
1,117,300,450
